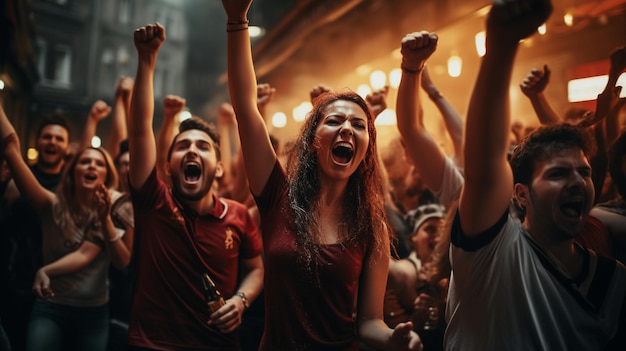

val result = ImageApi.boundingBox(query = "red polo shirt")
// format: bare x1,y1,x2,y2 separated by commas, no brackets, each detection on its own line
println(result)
128,169,262,350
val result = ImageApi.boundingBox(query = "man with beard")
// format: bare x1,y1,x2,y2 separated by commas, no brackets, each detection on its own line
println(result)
126,23,263,350
446,0,626,350
1,114,71,351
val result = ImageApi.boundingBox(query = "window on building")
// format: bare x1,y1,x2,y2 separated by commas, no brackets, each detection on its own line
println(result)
101,48,116,92
35,38,47,79
36,38,73,88
118,0,132,24
117,45,131,76
52,45,72,85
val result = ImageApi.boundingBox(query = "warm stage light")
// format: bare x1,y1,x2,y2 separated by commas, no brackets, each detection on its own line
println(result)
389,68,402,88
369,70,387,90
374,109,396,126
293,101,312,122
564,13,573,27
272,112,287,128
475,31,486,57
91,136,102,148
447,55,462,78
357,84,372,99
568,74,626,102
537,24,546,35
27,148,38,161
178,110,192,122
248,26,265,38
356,64,372,76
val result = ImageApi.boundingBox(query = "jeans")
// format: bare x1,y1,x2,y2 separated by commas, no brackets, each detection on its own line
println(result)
27,299,109,351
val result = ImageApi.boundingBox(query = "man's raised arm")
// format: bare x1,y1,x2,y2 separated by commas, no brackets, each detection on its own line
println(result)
460,0,552,236
128,23,166,189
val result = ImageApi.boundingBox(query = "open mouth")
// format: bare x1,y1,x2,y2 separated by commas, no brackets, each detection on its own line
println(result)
84,173,98,182
43,146,58,155
183,163,202,183
560,201,584,218
331,143,354,165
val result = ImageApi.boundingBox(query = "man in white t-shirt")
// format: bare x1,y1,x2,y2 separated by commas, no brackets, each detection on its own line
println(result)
445,1,626,350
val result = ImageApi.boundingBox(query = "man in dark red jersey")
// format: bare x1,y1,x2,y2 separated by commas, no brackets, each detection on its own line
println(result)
126,22,263,350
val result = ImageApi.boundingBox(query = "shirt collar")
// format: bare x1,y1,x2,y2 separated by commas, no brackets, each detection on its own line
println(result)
210,194,228,219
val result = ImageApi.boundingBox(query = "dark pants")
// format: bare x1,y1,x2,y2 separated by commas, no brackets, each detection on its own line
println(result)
27,299,109,351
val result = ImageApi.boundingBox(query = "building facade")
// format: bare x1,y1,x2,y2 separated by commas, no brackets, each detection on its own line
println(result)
27,0,188,151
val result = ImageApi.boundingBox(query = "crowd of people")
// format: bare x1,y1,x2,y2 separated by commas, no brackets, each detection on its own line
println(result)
0,0,625,350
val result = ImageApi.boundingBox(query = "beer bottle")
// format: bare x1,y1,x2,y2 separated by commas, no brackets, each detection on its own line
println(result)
201,272,226,313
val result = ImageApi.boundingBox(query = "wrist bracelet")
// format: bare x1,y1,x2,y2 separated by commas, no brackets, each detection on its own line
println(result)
226,27,248,33
235,291,248,309
108,232,122,243
227,20,249,25
401,63,425,75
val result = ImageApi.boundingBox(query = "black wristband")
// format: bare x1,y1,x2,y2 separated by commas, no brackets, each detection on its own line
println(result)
401,63,425,74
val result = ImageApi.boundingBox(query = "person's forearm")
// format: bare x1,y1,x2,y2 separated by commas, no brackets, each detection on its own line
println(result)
1,108,52,212
528,92,560,125
230,152,252,204
41,250,94,277
465,44,516,179
431,94,464,166
109,97,128,158
397,70,448,192
358,318,394,350
235,266,263,306
130,56,157,138
227,31,258,118
3,144,46,210
396,70,423,137
0,104,16,140
102,217,131,269
128,52,158,187
606,101,626,145
80,116,99,150
226,22,276,195
462,43,515,219
218,116,234,187
606,65,621,91
155,113,177,182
